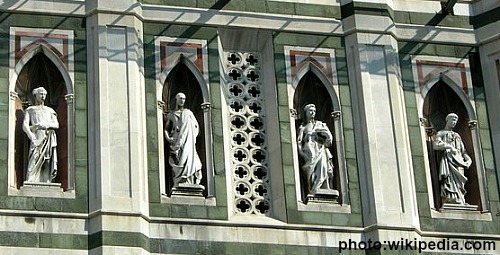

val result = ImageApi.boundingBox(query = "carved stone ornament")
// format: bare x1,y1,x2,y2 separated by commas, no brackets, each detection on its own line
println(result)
331,111,341,120
297,104,338,203
200,102,211,112
64,93,74,103
419,117,430,127
434,113,477,210
164,93,204,195
419,117,436,137
157,100,166,111
9,91,18,100
224,51,271,215
468,120,478,130
23,87,60,184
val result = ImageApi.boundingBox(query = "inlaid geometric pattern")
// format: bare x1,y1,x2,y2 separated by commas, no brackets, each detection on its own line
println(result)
223,52,271,215
10,27,75,76
415,60,470,96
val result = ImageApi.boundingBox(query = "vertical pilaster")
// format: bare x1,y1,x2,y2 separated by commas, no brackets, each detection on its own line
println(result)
477,24,500,193
346,30,420,240
86,1,149,254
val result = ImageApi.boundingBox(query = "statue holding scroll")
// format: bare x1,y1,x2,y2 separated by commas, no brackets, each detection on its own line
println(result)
23,87,59,183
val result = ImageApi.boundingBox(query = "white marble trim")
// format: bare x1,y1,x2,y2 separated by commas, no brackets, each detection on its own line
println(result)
8,27,76,197
411,55,489,215
154,36,215,199
142,4,343,35
283,45,350,211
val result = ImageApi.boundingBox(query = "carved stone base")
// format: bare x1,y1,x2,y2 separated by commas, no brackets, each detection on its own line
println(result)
171,183,205,197
19,182,63,197
306,189,339,204
439,203,478,212
23,182,61,188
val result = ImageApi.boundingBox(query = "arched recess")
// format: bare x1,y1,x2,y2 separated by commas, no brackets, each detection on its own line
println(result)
290,63,348,205
158,56,214,197
9,44,75,191
421,75,487,211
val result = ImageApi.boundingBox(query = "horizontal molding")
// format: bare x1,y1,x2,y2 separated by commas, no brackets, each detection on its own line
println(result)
4,209,499,240
141,4,343,34
1,228,499,253
0,209,88,219
395,22,476,45
472,6,500,28
0,0,86,16
343,16,476,45
0,246,88,255
0,2,482,45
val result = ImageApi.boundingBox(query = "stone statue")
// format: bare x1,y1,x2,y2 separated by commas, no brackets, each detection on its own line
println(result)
164,92,203,188
434,113,472,205
22,87,59,183
297,104,334,196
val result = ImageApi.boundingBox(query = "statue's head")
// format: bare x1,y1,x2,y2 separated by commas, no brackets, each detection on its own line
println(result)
445,113,459,128
32,87,47,103
175,92,186,108
303,103,316,120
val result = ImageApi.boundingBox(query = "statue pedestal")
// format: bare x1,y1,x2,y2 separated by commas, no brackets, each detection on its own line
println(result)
439,203,478,212
171,183,205,197
306,189,339,204
19,182,63,197
23,182,61,189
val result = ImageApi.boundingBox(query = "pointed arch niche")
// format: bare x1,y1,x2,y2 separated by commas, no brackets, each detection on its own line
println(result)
284,46,349,212
155,37,214,201
412,56,489,217
8,28,75,198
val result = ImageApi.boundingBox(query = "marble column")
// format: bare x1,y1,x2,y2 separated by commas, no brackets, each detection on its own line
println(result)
86,1,149,254
345,28,420,243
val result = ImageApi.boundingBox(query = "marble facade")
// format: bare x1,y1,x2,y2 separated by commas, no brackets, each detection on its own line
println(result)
0,0,499,254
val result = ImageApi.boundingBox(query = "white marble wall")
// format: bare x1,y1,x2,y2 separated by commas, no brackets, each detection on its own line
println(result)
86,4,149,253
478,21,500,201
1,0,499,254
346,32,420,235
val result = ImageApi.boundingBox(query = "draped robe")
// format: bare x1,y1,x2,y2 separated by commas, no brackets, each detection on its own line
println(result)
23,105,58,183
434,130,471,205
297,121,334,195
166,109,202,186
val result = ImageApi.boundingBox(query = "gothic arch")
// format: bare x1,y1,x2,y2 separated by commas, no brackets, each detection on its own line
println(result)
421,77,487,211
290,63,349,205
419,73,475,120
157,56,214,197
159,55,209,102
11,44,73,94
292,62,340,112
8,44,75,191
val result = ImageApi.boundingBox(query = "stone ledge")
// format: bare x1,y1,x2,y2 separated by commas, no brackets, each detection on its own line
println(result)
160,194,217,206
431,207,492,221
297,201,351,214
8,183,75,199
171,183,205,197
440,203,478,212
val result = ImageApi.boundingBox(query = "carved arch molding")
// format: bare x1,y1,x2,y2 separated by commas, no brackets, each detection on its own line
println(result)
155,37,214,198
413,56,488,212
8,27,75,195
284,46,349,206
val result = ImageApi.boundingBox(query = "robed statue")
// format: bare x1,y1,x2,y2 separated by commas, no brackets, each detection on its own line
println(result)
434,113,472,205
297,104,335,196
164,92,203,188
23,87,59,183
